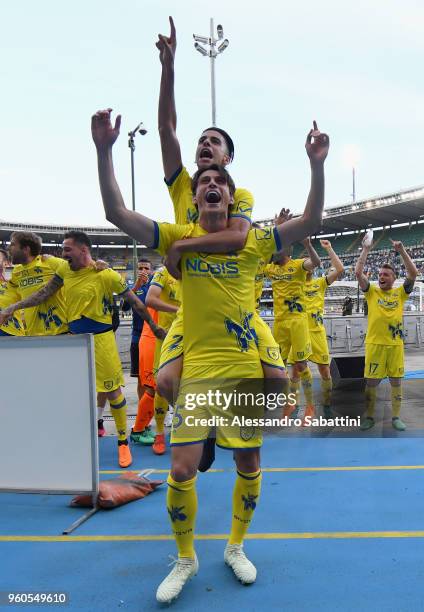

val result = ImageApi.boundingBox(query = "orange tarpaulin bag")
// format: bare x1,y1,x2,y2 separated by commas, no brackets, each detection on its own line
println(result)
70,472,164,509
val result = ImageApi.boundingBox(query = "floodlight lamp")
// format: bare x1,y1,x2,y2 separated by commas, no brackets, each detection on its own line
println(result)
193,34,209,44
194,42,208,56
218,39,229,53
217,24,224,39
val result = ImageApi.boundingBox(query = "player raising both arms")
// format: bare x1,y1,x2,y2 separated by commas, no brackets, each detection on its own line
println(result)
92,107,329,603
355,236,417,431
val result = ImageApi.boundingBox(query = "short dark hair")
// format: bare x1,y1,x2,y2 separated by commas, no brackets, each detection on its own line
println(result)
11,231,42,256
63,231,92,250
203,127,234,161
191,164,236,197
138,258,151,266
381,263,396,276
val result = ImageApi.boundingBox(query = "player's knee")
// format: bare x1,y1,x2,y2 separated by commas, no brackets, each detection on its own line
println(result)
170,461,197,482
156,369,173,404
234,449,260,473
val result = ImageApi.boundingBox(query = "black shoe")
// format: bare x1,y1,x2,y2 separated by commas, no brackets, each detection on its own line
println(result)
198,437,216,472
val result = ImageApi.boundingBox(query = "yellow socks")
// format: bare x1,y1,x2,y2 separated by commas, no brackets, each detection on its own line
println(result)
289,379,300,405
229,470,262,545
365,386,377,418
167,474,197,558
391,386,402,418
109,392,127,441
299,367,314,406
321,377,332,407
154,393,168,435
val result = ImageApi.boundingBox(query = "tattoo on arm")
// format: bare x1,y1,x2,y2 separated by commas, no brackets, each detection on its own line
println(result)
13,275,63,310
403,278,415,294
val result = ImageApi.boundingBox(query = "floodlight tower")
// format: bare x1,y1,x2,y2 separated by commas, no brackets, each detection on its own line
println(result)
128,121,147,280
193,18,229,125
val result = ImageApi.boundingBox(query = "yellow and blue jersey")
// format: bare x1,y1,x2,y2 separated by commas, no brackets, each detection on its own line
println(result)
152,222,281,370
150,267,181,331
54,262,128,334
10,256,67,335
264,259,308,326
304,276,328,331
0,280,25,336
364,283,409,345
166,166,254,225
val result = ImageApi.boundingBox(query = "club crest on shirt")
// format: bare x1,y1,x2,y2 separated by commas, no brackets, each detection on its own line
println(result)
267,347,280,361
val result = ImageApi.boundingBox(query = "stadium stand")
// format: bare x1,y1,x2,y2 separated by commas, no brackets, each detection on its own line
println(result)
1,183,423,315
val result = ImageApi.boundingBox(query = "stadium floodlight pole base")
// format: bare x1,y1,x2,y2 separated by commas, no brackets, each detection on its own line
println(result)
63,505,100,535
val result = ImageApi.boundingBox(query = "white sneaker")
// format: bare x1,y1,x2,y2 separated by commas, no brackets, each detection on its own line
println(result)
164,407,174,428
156,554,199,603
224,544,257,584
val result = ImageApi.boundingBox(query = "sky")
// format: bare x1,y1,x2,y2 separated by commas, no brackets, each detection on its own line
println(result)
1,0,424,227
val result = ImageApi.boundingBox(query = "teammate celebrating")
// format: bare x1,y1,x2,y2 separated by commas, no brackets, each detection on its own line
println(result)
265,234,320,419
7,232,67,336
293,239,344,416
92,107,329,603
0,231,165,467
0,249,25,337
355,236,417,431
154,17,287,419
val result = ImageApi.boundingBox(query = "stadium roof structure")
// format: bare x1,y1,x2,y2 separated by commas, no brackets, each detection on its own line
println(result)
1,184,424,245
256,184,424,234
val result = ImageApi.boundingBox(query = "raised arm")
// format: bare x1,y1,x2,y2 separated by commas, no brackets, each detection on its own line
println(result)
391,240,418,291
320,239,344,284
301,237,321,271
0,275,63,325
91,109,156,246
156,17,182,181
123,290,166,340
355,236,371,291
146,284,179,314
275,122,329,248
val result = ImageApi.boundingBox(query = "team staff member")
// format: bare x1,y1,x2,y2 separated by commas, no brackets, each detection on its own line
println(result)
92,105,329,602
355,236,417,431
0,231,165,467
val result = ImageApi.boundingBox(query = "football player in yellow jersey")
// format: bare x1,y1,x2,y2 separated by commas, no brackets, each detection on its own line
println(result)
93,105,329,603
0,230,166,468
155,17,289,469
0,249,25,337
265,234,321,419
144,266,181,454
288,239,344,416
355,236,417,431
7,232,67,336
